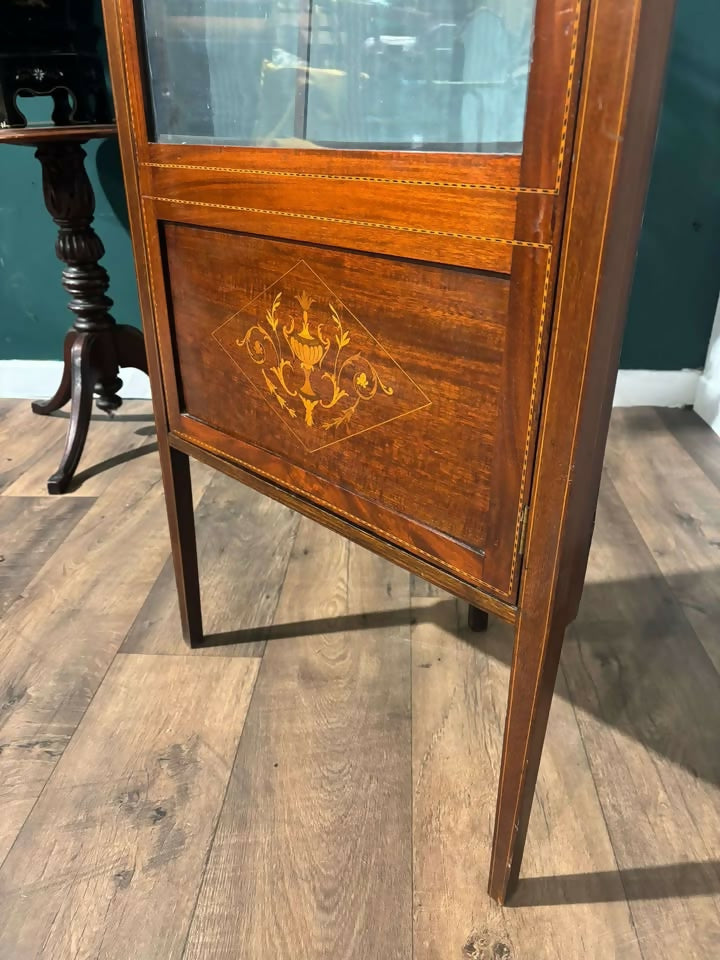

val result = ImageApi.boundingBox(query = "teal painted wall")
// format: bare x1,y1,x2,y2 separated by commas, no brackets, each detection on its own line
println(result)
0,134,141,361
1,0,718,369
621,0,720,371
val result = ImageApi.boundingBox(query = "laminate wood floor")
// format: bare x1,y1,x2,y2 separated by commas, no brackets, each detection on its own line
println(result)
0,400,718,959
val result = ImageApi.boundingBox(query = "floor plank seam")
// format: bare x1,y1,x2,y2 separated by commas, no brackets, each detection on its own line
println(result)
178,636,271,960
560,657,647,960
121,649,266,660
0,629,122,875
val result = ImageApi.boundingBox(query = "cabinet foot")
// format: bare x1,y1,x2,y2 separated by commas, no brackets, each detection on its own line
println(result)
468,605,490,632
488,614,567,904
165,447,204,648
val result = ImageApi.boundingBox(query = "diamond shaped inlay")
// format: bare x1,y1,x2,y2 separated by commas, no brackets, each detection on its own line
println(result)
212,260,432,452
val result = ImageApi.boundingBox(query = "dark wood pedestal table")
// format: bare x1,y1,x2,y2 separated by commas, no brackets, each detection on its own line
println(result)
0,124,147,493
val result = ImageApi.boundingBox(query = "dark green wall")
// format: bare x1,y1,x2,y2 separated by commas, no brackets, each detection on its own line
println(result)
621,0,720,370
1,0,718,369
0,135,140,361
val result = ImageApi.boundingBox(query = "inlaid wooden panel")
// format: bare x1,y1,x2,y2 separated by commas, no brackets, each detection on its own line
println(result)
157,222,545,598
148,195,521,275
144,160,523,275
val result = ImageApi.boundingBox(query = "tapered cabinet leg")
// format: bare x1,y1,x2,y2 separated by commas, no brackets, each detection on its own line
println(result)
163,446,203,647
468,604,489,632
487,612,567,904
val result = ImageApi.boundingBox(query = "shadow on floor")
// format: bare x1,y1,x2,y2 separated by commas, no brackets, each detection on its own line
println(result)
48,409,154,423
203,601,456,648
201,581,720,903
512,860,720,905
66,441,158,490
203,563,720,795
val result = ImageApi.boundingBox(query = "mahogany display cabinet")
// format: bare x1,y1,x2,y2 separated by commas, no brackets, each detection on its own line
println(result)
103,0,676,903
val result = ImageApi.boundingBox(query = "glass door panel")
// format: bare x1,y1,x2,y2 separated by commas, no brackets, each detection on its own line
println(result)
141,0,536,153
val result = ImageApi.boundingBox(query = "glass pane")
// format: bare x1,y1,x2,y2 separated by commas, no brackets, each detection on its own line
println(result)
142,1,536,153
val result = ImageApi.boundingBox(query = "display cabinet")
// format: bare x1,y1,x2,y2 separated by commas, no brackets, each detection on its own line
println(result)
102,0,675,902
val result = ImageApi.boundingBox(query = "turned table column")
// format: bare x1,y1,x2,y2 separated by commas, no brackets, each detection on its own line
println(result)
2,125,147,493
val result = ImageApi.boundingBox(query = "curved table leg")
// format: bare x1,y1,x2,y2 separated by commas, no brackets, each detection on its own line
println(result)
31,329,76,415
47,333,99,495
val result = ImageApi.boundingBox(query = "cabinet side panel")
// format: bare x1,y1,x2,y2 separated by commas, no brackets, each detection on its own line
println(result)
554,0,678,620
521,0,678,623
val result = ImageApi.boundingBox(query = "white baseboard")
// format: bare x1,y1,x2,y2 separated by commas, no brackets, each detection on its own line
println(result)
612,369,701,408
0,360,703,411
694,296,720,436
0,360,152,400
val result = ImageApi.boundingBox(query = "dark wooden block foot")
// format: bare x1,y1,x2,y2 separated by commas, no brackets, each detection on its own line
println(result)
47,472,71,495
468,605,489,632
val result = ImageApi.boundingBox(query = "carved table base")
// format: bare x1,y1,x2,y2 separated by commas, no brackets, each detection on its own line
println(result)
29,135,147,494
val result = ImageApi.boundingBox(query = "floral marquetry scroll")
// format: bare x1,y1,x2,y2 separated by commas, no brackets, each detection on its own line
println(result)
213,261,431,452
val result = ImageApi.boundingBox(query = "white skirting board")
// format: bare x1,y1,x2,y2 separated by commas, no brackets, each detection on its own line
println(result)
0,361,152,400
694,297,720,436
612,369,701,409
0,360,705,409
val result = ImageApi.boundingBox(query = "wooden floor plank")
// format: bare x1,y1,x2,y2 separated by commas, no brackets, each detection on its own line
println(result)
410,573,443,598
2,400,719,954
563,473,720,958
0,398,17,421
656,408,720,491
183,519,413,960
0,653,260,960
0,402,81,494
0,432,213,864
0,495,94,615
122,470,300,658
412,596,643,960
3,401,156,498
604,407,720,676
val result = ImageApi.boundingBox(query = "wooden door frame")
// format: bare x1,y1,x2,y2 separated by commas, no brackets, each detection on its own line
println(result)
105,0,590,608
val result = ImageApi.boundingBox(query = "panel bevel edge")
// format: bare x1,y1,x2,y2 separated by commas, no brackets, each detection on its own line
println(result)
167,431,518,626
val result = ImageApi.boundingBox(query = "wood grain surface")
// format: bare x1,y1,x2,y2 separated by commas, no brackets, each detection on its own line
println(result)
412,597,642,960
183,518,413,959
658,408,720,491
0,417,212,862
604,407,720,674
563,473,720,957
161,222,510,592
0,403,79,492
0,653,259,959
122,468,300,657
0,496,93,614
3,407,157,498
104,0,676,900
1,401,719,956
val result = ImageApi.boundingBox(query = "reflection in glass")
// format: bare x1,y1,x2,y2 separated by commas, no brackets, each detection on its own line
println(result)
142,1,536,153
